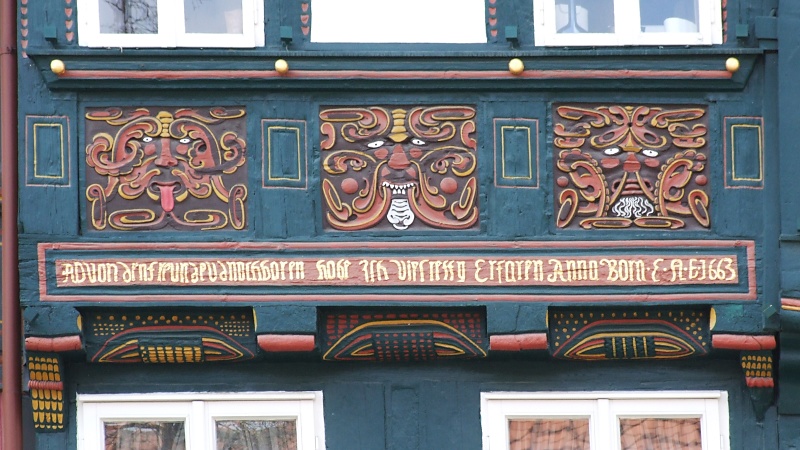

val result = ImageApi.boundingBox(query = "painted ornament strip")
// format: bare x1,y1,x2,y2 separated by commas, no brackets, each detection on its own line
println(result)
554,104,710,230
320,105,478,231
84,107,248,232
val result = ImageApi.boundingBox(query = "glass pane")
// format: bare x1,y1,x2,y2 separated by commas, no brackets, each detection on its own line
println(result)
508,418,590,450
555,0,614,34
99,0,158,34
104,421,185,450
216,420,298,450
184,0,243,34
619,418,702,450
640,0,699,33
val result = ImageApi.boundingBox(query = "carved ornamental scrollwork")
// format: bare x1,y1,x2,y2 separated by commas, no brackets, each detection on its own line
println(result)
319,105,479,231
84,107,248,231
553,105,710,230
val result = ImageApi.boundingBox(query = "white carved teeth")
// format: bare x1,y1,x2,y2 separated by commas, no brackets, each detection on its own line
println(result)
382,182,414,196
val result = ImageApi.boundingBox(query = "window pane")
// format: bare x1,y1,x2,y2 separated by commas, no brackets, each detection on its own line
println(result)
99,0,158,34
508,418,590,450
184,0,243,34
640,0,699,33
103,421,185,450
216,420,298,450
619,418,702,450
555,0,614,34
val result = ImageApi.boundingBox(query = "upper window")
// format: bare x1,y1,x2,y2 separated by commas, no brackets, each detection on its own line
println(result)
481,391,729,450
77,391,325,450
533,0,723,46
77,0,265,48
310,0,487,43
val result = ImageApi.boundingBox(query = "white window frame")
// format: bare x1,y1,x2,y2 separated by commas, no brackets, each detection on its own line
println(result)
78,391,325,450
533,0,723,46
77,0,265,48
309,0,487,43
481,390,729,450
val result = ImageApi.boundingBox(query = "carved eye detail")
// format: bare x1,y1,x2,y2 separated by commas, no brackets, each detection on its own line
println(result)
642,149,659,157
142,137,153,143
179,138,191,144
603,147,620,155
411,138,426,146
367,140,385,149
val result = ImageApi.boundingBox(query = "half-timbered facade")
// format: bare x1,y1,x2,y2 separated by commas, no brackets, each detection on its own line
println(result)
8,0,800,448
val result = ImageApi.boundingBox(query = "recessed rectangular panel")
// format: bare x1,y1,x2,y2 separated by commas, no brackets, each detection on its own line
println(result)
494,118,539,188
724,117,764,188
262,120,307,189
25,116,71,186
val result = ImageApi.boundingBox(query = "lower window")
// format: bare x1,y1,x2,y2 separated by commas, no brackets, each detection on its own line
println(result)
78,391,325,450
481,391,729,450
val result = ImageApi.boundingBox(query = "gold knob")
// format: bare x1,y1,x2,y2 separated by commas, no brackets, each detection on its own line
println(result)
725,57,740,73
275,59,289,74
508,58,524,75
50,59,66,75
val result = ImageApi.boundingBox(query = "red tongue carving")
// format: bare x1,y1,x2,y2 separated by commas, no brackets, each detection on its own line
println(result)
159,185,175,212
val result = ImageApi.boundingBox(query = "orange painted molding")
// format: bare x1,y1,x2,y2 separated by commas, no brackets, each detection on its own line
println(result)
258,334,316,352
24,335,82,352
711,334,776,350
490,333,548,351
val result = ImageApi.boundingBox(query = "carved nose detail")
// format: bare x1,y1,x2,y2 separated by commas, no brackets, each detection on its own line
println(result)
623,152,641,173
155,139,178,167
388,145,411,170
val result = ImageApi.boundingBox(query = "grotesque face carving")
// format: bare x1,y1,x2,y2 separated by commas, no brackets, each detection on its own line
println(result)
320,105,478,231
553,105,710,230
85,107,248,231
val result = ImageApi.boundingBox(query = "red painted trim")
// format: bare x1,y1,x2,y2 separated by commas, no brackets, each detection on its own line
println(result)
57,69,734,81
782,298,800,308
712,334,776,350
746,378,775,388
25,335,82,352
37,240,757,302
258,334,316,352
27,380,64,391
490,333,547,351
37,239,754,251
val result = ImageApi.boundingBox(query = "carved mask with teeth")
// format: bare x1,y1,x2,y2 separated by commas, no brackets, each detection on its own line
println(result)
320,105,479,231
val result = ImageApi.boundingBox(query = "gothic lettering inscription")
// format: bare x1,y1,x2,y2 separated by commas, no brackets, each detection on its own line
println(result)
56,255,739,288
554,104,710,230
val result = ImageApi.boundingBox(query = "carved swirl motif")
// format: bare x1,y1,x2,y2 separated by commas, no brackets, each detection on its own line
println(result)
553,104,710,230
84,107,248,231
320,105,478,231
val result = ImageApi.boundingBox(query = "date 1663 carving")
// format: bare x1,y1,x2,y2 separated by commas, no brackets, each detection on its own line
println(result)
320,105,479,231
554,104,710,230
84,107,248,231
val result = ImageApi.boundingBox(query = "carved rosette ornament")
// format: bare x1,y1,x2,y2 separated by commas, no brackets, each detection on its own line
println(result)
84,107,248,231
319,105,479,231
553,105,710,230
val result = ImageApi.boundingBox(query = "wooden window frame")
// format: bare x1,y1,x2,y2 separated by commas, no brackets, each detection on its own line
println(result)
76,0,265,48
309,0,488,43
77,391,325,450
481,390,729,450
532,0,723,47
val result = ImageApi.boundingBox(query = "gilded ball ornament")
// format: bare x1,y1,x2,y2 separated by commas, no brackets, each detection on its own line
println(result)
508,58,525,75
725,57,740,73
50,59,66,75
275,59,289,74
